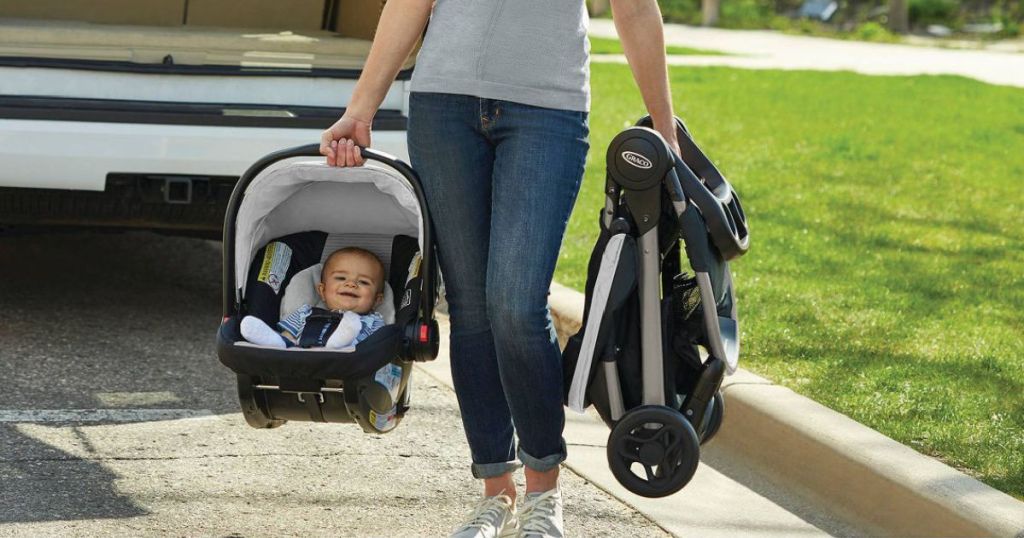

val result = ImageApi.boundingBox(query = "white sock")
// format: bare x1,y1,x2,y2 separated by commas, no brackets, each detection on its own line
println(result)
325,311,362,349
240,316,287,349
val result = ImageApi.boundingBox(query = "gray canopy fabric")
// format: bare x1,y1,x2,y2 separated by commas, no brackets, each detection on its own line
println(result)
234,160,423,301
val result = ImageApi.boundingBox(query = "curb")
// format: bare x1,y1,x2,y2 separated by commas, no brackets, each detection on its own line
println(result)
548,281,1024,538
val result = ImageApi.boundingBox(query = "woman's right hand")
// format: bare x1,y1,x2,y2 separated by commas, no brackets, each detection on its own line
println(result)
320,113,373,167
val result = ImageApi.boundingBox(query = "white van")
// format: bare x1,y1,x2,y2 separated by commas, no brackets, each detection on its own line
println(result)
0,0,416,237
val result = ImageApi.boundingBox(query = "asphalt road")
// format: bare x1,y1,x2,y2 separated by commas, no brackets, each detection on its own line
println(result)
0,231,668,537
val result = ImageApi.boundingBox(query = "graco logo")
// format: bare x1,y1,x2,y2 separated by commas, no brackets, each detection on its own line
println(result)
621,151,653,170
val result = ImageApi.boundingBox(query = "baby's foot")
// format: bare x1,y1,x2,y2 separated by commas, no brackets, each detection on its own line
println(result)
240,316,287,349
325,311,362,349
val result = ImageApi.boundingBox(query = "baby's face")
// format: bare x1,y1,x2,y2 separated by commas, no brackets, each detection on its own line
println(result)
316,252,384,314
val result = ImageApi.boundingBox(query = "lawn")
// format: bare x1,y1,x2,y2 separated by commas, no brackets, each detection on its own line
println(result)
556,63,1024,497
588,35,727,56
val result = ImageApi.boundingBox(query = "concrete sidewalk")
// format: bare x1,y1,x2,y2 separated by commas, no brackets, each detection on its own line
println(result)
589,19,1024,88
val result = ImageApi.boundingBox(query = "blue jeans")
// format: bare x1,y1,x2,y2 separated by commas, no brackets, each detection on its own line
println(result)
407,92,589,479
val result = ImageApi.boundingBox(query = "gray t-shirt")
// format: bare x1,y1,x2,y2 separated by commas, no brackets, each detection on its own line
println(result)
410,0,591,112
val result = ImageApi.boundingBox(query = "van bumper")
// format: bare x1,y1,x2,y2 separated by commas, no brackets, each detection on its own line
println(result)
0,112,409,234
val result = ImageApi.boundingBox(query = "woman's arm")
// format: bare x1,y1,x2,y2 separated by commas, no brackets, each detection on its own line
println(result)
322,0,433,166
347,0,433,120
608,0,681,157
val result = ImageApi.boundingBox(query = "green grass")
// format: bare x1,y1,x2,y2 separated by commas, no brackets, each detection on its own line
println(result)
557,63,1024,497
588,35,728,56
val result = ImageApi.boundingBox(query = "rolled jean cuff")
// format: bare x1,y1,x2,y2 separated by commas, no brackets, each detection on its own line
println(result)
471,461,522,480
518,438,567,473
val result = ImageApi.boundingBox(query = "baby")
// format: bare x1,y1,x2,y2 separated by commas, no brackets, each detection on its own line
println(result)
241,247,386,350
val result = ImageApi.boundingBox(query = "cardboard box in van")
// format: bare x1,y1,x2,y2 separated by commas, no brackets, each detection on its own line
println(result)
335,0,385,40
0,0,186,26
185,0,326,31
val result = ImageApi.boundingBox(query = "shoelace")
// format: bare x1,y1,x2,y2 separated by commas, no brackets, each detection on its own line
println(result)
459,494,514,531
517,490,558,535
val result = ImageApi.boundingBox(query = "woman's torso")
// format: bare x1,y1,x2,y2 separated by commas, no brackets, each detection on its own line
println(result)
409,0,591,112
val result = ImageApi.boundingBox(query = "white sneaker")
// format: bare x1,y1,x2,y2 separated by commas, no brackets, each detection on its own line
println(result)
449,493,517,538
514,488,564,538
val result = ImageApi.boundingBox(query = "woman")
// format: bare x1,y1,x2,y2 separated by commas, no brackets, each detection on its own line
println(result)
320,1,681,536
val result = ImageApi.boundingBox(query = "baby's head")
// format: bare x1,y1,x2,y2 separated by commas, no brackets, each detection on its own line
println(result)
316,247,385,314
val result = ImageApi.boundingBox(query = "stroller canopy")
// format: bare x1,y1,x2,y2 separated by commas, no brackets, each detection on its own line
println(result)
233,161,424,300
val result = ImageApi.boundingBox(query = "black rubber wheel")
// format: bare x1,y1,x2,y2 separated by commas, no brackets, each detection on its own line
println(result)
699,391,725,445
237,374,285,429
606,405,700,498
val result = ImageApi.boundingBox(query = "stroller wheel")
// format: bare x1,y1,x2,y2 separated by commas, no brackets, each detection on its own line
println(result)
237,374,286,429
699,391,725,445
606,405,700,498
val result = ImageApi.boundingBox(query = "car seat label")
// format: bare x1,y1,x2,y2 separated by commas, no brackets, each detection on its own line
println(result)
369,405,397,432
257,242,292,294
406,252,422,284
374,363,403,402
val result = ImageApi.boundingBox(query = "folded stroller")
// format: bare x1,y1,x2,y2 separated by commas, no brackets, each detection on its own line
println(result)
217,144,439,434
563,116,749,497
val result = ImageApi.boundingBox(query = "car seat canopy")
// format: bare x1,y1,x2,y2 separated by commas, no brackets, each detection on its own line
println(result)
233,161,424,301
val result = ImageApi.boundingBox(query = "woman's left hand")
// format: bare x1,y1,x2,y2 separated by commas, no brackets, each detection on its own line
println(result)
652,121,683,160
663,131,683,160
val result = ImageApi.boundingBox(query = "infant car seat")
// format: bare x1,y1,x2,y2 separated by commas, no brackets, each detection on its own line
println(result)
216,145,440,434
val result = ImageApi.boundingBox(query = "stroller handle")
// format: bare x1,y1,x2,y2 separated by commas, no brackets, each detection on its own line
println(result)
221,143,438,324
634,116,750,260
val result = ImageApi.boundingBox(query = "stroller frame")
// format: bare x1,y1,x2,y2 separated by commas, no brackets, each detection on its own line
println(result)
566,115,748,497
